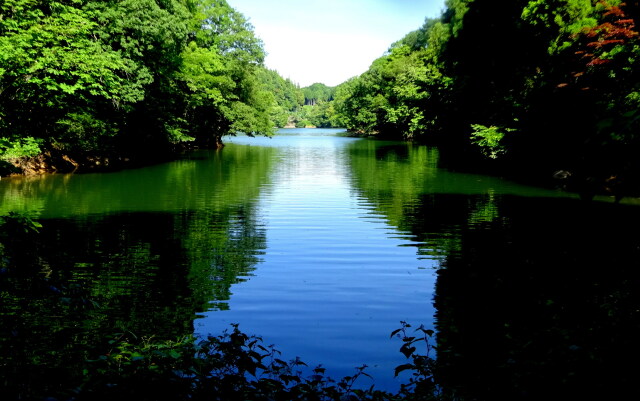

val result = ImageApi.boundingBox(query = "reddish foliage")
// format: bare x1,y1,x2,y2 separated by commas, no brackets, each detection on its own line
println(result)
561,2,639,90
587,39,625,48
579,2,638,66
587,58,611,66
604,5,626,18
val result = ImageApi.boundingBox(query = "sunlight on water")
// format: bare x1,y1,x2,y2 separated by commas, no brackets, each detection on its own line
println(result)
201,130,436,389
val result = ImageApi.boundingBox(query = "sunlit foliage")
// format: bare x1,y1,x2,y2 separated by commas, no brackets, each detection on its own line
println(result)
0,0,277,168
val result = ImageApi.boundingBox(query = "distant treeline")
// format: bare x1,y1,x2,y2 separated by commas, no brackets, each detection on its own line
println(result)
329,0,640,192
257,70,338,128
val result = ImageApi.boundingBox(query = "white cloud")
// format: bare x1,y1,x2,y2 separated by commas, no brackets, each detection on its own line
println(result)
258,27,389,87
230,0,446,87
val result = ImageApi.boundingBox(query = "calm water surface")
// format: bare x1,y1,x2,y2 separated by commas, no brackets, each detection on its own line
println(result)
3,128,640,398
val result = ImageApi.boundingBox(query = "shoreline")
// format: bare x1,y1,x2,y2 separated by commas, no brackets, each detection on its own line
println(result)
0,141,225,179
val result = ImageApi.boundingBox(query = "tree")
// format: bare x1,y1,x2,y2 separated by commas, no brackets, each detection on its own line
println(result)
0,0,167,154
255,68,304,128
302,83,335,105
332,18,451,140
176,0,273,147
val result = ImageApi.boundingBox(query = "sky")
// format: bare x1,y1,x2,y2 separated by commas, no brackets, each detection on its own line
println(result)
228,0,447,87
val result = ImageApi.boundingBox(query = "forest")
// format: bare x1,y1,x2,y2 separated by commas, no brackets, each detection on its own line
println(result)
330,0,640,197
3,0,639,197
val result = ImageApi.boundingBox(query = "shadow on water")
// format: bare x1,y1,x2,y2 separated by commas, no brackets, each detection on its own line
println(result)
347,138,640,399
434,197,640,400
0,207,267,399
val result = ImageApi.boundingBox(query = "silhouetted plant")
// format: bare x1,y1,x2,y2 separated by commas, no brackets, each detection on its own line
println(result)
67,322,453,401
73,325,377,400
391,321,454,401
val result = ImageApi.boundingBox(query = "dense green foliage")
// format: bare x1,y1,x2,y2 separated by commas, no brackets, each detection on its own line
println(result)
291,103,338,128
252,72,339,128
302,82,335,105
68,323,440,401
332,16,451,139
4,0,638,189
255,68,304,127
254,75,339,128
292,83,338,127
333,0,640,195
0,0,277,170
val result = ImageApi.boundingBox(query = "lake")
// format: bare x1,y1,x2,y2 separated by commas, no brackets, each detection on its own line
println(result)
2,128,640,399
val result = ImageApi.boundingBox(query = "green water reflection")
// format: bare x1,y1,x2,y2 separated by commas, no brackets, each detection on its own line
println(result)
0,144,276,217
346,139,568,258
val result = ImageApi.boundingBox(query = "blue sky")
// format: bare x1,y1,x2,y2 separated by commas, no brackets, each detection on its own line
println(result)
228,0,447,87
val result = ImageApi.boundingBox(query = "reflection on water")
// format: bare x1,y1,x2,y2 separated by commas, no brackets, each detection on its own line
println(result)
0,207,267,398
199,130,436,389
346,139,568,259
0,143,276,217
0,144,273,398
2,128,640,398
